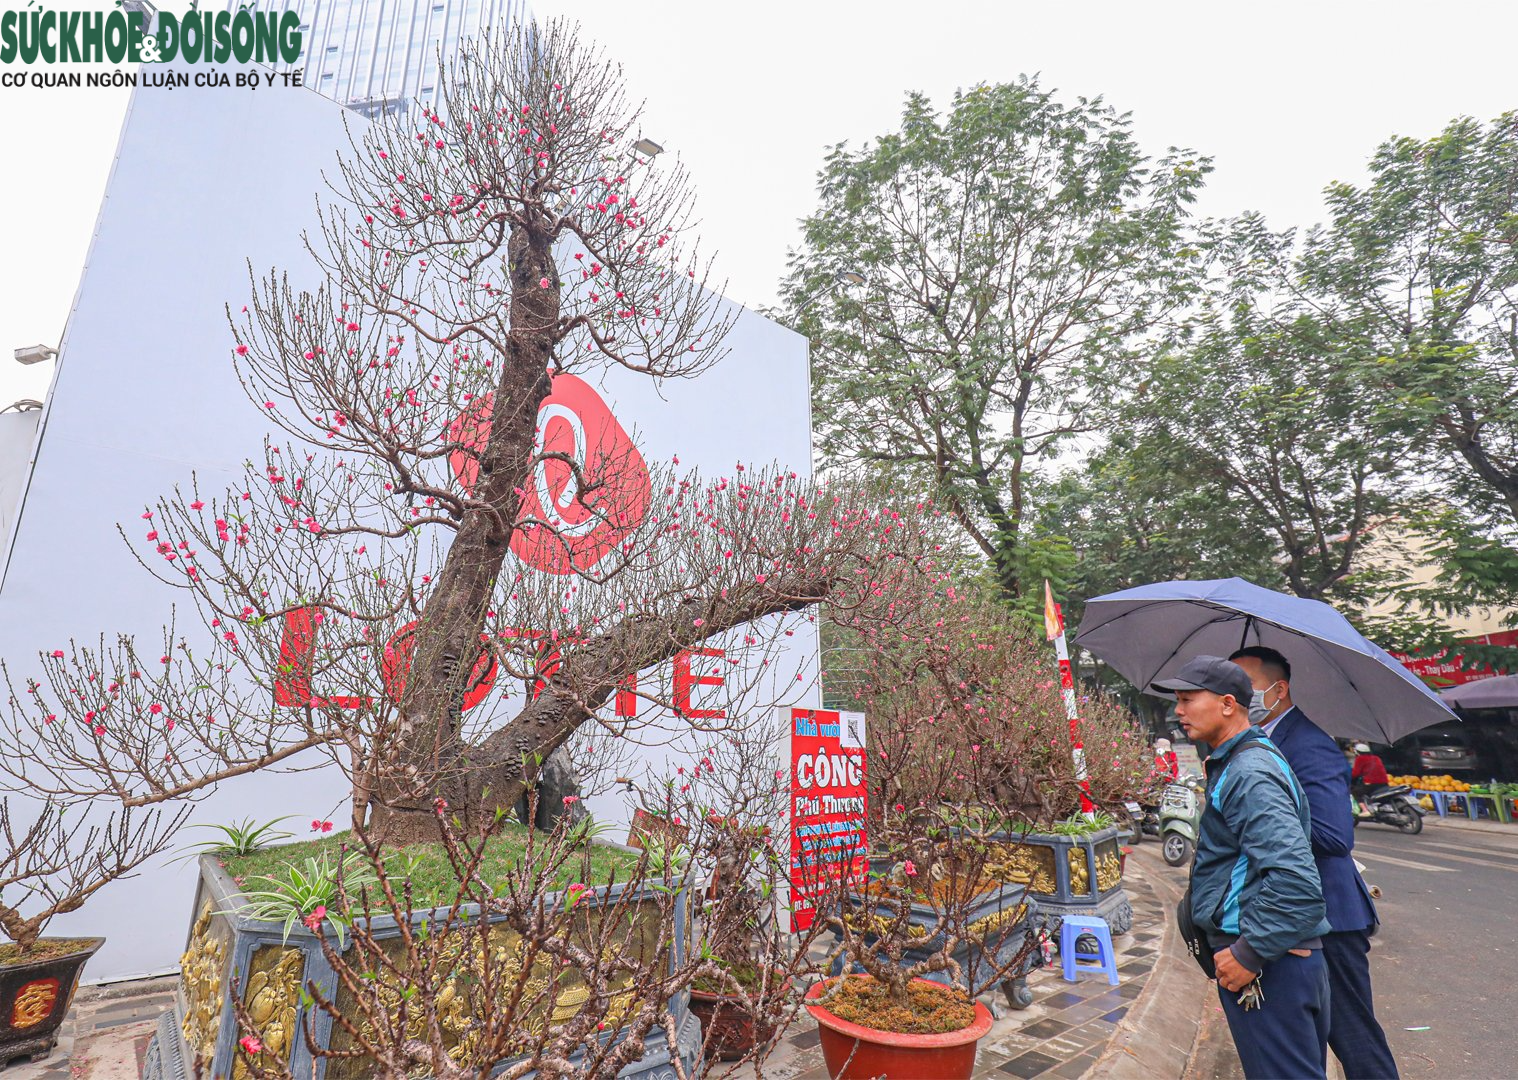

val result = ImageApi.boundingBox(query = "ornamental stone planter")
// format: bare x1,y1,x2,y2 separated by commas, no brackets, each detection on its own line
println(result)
988,827,1133,938
142,852,698,1080
0,938,103,1069
829,873,1045,1010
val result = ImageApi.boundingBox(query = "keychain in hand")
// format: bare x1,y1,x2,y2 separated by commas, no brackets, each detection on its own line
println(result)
1236,976,1264,1012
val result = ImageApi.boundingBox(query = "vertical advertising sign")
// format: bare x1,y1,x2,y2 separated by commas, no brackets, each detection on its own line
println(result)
788,707,867,932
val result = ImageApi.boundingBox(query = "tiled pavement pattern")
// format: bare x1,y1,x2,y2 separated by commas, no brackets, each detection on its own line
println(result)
9,976,176,1079
763,867,1166,1080
11,866,1166,1079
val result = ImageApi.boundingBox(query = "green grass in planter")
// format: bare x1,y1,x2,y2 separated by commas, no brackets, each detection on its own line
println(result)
220,824,640,910
1041,811,1116,837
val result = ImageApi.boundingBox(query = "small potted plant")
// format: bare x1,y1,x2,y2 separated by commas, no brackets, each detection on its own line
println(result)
806,828,1043,1080
687,814,794,1062
0,797,181,1066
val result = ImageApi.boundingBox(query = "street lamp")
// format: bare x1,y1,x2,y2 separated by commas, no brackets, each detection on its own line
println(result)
632,138,664,159
13,345,56,366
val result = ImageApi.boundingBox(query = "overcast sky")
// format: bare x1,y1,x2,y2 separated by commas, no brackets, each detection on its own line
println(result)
3,0,1517,409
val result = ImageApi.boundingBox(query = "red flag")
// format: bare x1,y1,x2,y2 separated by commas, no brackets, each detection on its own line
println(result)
1043,580,1063,641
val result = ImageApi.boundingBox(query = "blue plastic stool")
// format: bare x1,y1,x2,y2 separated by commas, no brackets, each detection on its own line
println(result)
1059,915,1119,985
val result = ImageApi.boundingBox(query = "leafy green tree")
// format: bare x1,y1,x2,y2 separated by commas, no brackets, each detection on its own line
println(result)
783,78,1209,601
1286,112,1518,663
1301,112,1518,527
1038,217,1412,618
1033,434,1287,625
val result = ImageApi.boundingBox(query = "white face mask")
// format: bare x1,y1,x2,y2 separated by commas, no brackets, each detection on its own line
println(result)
1249,682,1282,725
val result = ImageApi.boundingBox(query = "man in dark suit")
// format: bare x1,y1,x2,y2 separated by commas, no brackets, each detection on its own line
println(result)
1230,646,1399,1080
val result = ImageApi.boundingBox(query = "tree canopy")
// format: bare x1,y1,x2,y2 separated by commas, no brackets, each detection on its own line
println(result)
784,79,1209,601
793,97,1518,668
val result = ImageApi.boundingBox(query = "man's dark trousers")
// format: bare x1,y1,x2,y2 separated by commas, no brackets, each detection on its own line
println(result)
1218,950,1330,1080
1323,929,1399,1079
1266,709,1399,1077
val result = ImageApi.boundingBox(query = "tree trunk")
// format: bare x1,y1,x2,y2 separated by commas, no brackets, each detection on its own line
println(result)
369,224,559,844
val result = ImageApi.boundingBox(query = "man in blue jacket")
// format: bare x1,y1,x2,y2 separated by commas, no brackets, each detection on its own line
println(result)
1157,655,1332,1080
1231,646,1399,1079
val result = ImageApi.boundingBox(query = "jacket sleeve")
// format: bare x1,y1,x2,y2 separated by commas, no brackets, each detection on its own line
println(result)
1292,734,1355,859
1221,759,1327,969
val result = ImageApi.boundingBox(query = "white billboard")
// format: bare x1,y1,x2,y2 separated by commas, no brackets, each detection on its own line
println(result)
0,68,814,980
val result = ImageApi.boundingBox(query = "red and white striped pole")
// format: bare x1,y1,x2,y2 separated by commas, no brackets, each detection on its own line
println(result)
1045,580,1097,819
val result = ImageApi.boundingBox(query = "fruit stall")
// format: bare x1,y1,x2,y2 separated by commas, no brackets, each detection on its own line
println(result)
1389,774,1518,823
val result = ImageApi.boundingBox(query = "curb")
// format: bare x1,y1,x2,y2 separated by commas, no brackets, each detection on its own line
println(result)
1423,814,1518,841
1085,846,1210,1078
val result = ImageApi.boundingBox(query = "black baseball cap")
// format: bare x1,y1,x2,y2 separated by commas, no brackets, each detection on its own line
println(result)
1151,655,1254,707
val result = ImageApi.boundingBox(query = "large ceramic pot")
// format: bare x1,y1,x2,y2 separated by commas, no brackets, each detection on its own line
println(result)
804,975,992,1080
0,937,104,1068
688,976,789,1062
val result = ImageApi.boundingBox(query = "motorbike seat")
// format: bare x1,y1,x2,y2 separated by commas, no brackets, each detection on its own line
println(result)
1375,784,1411,798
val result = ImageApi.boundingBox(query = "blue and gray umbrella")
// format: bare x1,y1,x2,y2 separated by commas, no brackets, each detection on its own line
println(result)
1073,577,1456,744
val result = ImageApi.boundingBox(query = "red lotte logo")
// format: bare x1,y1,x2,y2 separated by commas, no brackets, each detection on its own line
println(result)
446,374,651,575
274,618,725,720
272,377,699,715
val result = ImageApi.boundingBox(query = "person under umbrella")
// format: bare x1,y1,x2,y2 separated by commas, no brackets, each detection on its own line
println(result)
1230,646,1399,1080
1160,654,1332,1080
1075,577,1455,744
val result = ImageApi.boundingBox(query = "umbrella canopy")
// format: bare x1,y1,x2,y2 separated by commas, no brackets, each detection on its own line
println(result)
1440,674,1518,710
1074,577,1456,744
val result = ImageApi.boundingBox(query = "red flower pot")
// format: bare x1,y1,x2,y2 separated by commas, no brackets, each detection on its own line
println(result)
689,981,787,1061
803,975,992,1080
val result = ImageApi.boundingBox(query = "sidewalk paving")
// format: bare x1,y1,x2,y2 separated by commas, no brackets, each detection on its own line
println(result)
9,976,175,1080
1085,846,1207,1079
13,849,1201,1079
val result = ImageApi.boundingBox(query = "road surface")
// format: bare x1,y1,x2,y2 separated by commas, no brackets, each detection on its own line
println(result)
1185,815,1517,1079
1344,818,1518,1079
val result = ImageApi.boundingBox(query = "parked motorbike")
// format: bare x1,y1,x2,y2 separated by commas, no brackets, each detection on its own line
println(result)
1114,798,1159,845
1351,785,1424,834
1159,773,1205,866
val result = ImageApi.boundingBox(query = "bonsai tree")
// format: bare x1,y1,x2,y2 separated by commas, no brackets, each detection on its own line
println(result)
0,796,183,958
805,812,1046,1035
693,810,786,985
828,585,1153,824
0,18,942,850
0,17,1072,1078
680,769,801,1065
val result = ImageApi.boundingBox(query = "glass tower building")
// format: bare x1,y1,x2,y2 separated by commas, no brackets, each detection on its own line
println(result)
236,0,525,118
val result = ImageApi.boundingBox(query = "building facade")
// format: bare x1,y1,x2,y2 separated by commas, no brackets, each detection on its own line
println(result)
236,0,524,118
